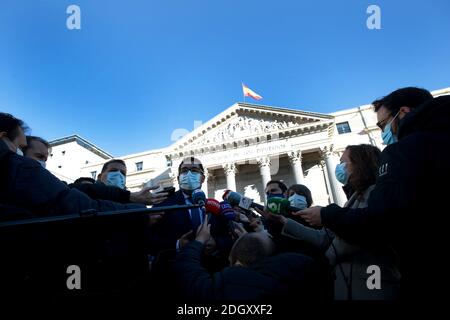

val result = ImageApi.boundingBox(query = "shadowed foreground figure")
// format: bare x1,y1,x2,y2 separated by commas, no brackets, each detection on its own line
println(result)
174,216,331,301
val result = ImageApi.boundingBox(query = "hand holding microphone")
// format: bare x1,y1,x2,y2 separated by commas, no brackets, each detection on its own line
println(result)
130,185,169,205
292,206,323,226
266,197,305,216
222,190,264,211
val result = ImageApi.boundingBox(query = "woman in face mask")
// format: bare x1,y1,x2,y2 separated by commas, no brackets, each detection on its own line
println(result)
278,144,400,300
335,144,381,206
287,184,313,210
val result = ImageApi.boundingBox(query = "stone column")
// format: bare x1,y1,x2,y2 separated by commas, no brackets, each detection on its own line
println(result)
320,146,347,207
223,163,237,191
202,168,209,197
288,150,305,184
257,157,272,192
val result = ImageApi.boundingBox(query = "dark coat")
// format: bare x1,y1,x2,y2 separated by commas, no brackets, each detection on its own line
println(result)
174,240,330,301
148,190,232,255
320,95,450,301
0,140,145,218
69,181,131,203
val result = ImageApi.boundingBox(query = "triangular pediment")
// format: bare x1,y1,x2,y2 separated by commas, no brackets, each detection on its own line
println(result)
169,102,334,154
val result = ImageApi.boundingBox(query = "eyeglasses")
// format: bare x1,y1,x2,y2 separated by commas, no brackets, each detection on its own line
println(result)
376,116,391,131
377,110,401,131
179,167,203,174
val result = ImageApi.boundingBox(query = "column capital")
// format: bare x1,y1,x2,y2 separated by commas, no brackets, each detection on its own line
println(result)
256,156,271,168
319,145,335,159
287,150,302,163
222,163,237,175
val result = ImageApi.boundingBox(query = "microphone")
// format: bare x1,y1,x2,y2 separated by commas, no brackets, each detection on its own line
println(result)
191,189,206,206
219,200,240,238
219,201,236,221
205,198,221,216
222,190,264,211
266,197,303,216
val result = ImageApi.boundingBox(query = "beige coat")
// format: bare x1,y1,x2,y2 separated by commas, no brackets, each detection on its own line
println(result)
281,185,401,300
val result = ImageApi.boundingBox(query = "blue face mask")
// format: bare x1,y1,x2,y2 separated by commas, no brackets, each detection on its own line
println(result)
381,111,400,146
179,171,202,191
288,194,308,210
335,162,349,185
266,193,284,199
105,171,126,189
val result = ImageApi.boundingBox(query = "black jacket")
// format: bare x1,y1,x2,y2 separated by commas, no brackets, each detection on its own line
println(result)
0,140,146,218
149,190,233,256
174,240,330,301
69,181,131,203
320,95,450,301
0,141,153,296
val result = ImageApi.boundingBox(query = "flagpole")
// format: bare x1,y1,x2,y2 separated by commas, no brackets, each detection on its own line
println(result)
242,82,246,103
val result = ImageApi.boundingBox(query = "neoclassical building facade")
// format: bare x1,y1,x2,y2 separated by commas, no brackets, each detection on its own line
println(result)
47,87,450,206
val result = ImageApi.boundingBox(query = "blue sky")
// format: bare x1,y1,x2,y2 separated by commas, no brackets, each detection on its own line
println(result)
1,0,449,156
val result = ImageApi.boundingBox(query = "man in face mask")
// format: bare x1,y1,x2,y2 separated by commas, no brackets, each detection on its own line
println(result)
22,136,50,168
0,113,27,154
264,180,288,199
70,158,167,206
177,158,205,195
149,157,207,253
295,87,450,302
98,159,128,189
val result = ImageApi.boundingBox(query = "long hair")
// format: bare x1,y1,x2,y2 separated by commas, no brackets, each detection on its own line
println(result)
346,144,381,198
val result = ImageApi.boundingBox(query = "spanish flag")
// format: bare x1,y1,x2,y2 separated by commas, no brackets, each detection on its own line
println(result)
242,83,263,100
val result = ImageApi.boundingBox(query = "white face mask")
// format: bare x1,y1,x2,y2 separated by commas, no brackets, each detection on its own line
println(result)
179,171,202,191
38,160,46,169
105,171,126,189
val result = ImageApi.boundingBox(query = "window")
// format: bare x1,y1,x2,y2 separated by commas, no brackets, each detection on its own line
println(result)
91,171,97,179
58,165,62,169
62,151,66,155
336,122,351,134
85,160,89,164
136,161,143,172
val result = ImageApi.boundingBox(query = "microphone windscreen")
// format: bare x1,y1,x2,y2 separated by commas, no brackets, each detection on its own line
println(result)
191,189,206,205
219,201,236,221
266,197,290,215
223,191,241,207
205,198,221,216
222,189,231,201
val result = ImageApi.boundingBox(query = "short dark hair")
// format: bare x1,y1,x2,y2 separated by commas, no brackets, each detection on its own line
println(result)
372,87,433,115
265,180,287,193
178,157,204,173
22,136,50,154
0,112,29,141
287,184,313,208
101,159,126,174
346,144,381,197
229,233,275,266
73,177,96,184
